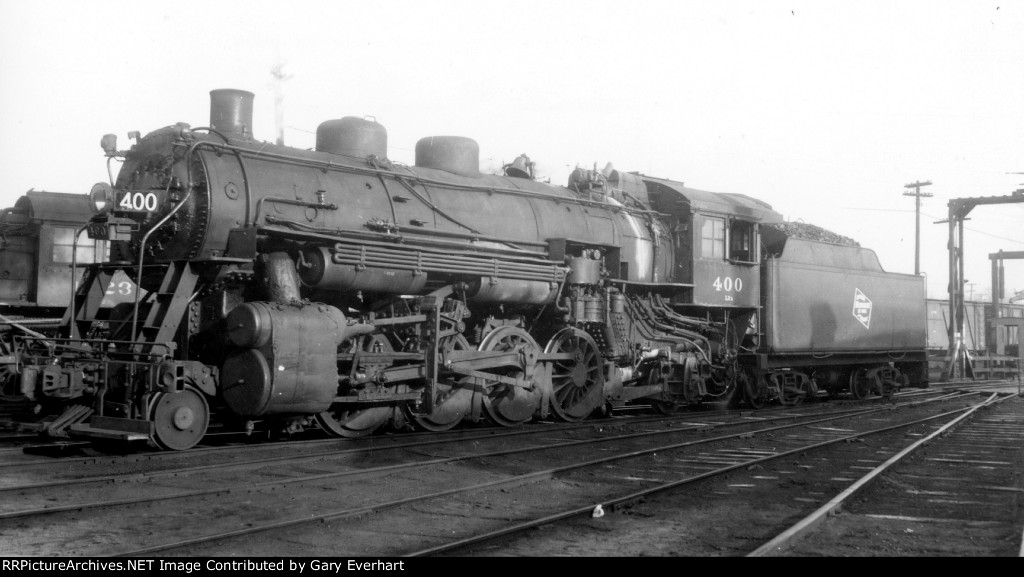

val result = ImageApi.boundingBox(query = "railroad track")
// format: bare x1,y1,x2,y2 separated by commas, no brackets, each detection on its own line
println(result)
444,391,1024,557
0,386,933,478
762,392,1024,556
0,389,986,556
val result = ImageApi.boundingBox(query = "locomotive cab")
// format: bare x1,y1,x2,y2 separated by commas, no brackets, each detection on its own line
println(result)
641,178,782,309
689,212,759,308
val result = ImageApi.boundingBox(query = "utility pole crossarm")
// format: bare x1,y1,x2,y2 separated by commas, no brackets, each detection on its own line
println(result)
903,180,933,192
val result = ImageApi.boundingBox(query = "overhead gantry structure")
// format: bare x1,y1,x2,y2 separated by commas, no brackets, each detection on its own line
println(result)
942,190,1024,381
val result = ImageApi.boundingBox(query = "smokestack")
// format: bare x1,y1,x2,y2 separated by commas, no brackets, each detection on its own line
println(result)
209,89,255,139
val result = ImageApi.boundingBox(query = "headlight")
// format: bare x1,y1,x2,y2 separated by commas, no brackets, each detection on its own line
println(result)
89,182,114,213
100,134,118,157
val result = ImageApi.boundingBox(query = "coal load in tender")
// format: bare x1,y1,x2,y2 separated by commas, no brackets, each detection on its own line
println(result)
761,221,859,256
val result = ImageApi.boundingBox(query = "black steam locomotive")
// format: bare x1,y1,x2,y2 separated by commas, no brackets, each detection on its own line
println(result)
15,90,927,449
0,191,136,405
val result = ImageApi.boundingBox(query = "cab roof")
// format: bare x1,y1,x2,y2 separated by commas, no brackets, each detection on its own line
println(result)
641,176,783,223
7,190,91,224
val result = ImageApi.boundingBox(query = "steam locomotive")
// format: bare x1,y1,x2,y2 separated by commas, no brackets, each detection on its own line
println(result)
15,89,928,449
0,191,135,406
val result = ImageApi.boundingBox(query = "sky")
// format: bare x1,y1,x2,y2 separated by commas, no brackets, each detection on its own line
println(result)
1,0,1022,302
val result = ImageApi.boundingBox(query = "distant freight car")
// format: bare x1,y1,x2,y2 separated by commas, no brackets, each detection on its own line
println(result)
925,299,1024,354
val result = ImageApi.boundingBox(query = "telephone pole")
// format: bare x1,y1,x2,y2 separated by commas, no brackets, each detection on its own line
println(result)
903,180,933,275
270,63,292,146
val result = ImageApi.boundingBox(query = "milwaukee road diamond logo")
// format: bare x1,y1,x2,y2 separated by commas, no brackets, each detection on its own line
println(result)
852,288,872,329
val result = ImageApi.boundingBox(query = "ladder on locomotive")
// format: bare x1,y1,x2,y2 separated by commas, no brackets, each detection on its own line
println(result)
69,262,199,356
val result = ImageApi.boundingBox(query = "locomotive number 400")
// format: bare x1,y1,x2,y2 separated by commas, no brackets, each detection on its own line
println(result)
712,276,743,300
119,192,159,212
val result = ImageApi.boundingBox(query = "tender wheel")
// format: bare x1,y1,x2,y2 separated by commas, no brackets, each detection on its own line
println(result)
148,385,210,451
880,378,898,399
849,368,874,400
478,327,543,427
545,327,605,422
317,334,396,438
405,335,474,432
777,376,806,406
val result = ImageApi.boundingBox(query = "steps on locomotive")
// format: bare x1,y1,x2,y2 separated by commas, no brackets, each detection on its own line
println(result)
55,405,228,445
13,404,95,437
66,425,150,442
65,415,152,442
3,404,149,443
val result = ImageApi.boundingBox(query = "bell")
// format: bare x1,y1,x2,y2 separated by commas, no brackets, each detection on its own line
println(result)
504,154,534,179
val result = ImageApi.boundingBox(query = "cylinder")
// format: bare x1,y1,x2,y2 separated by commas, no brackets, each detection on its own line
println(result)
415,136,480,177
226,302,274,349
220,302,349,416
210,89,255,139
299,246,428,294
316,117,387,158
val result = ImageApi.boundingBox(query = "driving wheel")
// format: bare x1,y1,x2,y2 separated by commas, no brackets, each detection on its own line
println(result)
545,327,605,421
478,326,543,427
405,334,475,431
316,334,395,438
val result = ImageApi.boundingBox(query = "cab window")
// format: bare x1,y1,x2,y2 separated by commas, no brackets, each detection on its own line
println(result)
53,227,108,264
700,217,725,259
729,220,756,263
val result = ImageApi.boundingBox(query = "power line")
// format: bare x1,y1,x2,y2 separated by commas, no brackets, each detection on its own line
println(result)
841,207,913,213
922,211,1024,245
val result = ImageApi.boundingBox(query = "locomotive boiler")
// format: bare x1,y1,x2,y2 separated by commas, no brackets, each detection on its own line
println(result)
17,89,927,449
